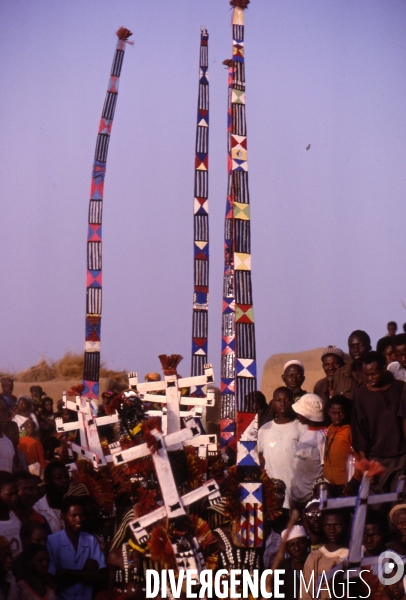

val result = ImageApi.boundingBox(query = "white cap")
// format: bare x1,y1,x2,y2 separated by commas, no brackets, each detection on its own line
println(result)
283,360,305,372
281,525,307,542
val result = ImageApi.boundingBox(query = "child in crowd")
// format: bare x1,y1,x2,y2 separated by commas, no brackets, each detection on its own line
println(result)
258,387,306,509
29,386,46,415
12,521,48,582
17,544,56,600
302,510,350,599
323,396,358,495
290,394,326,507
18,419,46,472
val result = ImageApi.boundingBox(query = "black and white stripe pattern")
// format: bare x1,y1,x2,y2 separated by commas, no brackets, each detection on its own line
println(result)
222,312,235,338
89,200,103,224
102,92,118,120
221,353,235,379
195,170,208,198
196,126,208,153
194,259,208,287
111,49,124,77
94,133,110,162
86,288,102,315
237,377,257,412
224,218,233,242
235,271,252,305
233,25,244,41
87,242,102,270
199,84,209,111
233,171,249,203
192,355,206,377
236,323,256,359
192,310,208,338
232,104,246,136
83,352,100,381
194,215,208,241
227,173,233,196
223,272,234,298
235,219,251,253
233,61,245,85
220,394,236,419
200,45,208,68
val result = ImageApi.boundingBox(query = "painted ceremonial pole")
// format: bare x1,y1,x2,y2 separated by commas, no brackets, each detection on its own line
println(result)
220,0,263,548
83,28,133,405
220,0,257,456
191,28,210,393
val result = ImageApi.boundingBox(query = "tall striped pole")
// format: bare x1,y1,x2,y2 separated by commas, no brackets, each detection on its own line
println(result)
221,1,263,548
220,1,257,455
191,28,210,394
82,28,132,407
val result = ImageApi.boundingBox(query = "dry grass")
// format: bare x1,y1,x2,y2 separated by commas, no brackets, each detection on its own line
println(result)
17,358,55,382
5,353,127,383
53,353,84,380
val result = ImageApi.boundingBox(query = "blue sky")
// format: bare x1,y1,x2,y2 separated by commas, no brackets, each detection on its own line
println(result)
1,0,406,387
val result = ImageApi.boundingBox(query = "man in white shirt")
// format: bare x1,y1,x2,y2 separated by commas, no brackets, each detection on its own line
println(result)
47,496,106,600
258,387,306,508
34,461,70,533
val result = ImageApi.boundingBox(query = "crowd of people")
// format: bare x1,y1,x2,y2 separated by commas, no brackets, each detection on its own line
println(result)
1,321,406,599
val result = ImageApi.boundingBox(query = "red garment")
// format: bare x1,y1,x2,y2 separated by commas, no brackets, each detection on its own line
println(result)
323,424,353,485
18,436,45,469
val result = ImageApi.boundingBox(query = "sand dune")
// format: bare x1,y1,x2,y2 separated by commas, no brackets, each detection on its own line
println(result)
260,348,337,402
12,347,346,407
13,378,112,401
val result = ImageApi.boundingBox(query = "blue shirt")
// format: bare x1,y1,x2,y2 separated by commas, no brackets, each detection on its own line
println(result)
47,529,106,600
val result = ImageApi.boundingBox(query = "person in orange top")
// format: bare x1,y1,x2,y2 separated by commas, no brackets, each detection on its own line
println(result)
323,396,359,495
18,419,46,471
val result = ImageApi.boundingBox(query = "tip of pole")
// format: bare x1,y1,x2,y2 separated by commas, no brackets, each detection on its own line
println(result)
116,27,133,40
158,354,183,375
229,0,250,9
